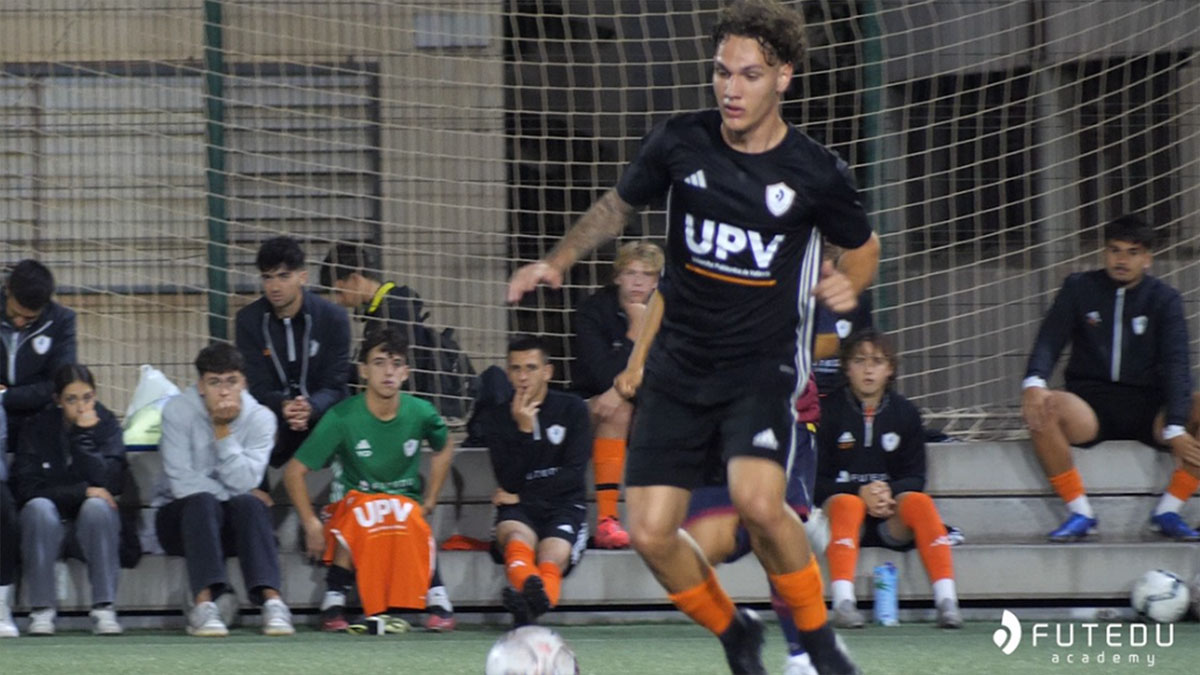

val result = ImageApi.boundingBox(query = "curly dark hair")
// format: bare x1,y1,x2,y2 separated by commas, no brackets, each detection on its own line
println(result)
711,0,807,67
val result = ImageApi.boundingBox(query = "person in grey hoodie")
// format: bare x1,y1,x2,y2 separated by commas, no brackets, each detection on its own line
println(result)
153,342,293,638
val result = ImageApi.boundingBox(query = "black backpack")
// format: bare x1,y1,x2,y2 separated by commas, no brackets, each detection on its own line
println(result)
367,284,477,419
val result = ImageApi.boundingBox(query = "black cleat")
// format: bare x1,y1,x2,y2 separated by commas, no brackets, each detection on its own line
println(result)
800,623,861,675
522,576,552,621
718,608,767,675
502,585,534,627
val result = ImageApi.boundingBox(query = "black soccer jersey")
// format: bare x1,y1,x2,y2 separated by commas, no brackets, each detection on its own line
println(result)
814,388,926,504
616,110,872,393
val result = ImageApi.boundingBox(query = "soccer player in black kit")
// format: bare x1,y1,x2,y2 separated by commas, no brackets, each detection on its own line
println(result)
508,2,879,673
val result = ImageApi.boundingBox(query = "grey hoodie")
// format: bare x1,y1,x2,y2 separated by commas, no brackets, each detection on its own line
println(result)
153,385,276,506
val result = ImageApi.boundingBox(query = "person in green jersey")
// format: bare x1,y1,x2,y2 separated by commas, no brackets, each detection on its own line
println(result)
283,327,456,632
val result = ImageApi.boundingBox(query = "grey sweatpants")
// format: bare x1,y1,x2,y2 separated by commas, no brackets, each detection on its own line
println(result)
20,497,121,608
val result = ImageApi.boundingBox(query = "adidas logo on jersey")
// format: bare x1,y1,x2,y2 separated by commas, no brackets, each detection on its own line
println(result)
837,431,855,450
752,428,779,450
683,169,707,188
355,439,373,457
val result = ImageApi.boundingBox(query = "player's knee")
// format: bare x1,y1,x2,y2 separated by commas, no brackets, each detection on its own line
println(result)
732,492,788,532
628,522,672,561
610,399,634,428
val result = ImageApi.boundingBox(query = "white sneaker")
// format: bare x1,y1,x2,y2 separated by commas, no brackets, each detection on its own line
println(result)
187,601,229,637
783,653,819,675
0,601,17,638
90,606,124,635
936,598,963,629
27,608,56,636
261,598,295,636
831,599,865,629
214,591,240,628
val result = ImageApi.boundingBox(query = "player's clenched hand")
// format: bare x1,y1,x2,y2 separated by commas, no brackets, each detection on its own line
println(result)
859,480,893,518
507,261,564,304
1022,386,1051,432
1167,434,1200,468
813,260,859,313
302,516,325,561
510,387,539,433
614,367,643,401
492,488,520,506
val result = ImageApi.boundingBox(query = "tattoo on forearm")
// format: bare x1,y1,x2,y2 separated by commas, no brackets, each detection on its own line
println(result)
548,190,635,266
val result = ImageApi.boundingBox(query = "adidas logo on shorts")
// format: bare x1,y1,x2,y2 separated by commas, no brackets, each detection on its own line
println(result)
752,428,779,450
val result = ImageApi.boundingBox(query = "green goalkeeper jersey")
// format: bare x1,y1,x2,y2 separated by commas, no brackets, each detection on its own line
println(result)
294,392,449,502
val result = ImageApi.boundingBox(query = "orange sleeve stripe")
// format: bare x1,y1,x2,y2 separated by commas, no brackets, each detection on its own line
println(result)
684,263,777,287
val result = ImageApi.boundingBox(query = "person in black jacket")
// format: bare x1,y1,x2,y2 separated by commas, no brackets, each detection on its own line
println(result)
13,364,126,636
1021,216,1200,542
572,240,663,549
479,335,590,627
816,330,961,630
235,237,351,477
0,260,77,451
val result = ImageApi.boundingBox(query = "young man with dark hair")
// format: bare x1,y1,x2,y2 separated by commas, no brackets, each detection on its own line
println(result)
478,336,590,627
1023,215,1200,542
236,237,351,474
817,330,962,630
153,342,294,637
507,2,876,672
283,327,456,633
0,259,77,450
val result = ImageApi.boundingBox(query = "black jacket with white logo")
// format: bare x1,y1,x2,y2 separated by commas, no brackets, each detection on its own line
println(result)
815,388,925,504
479,389,590,507
0,292,77,434
235,289,351,419
1024,270,1191,426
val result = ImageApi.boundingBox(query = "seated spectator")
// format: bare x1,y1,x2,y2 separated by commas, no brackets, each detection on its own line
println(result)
236,236,350,480
152,343,294,637
1022,216,1200,542
816,330,962,629
11,364,125,635
0,259,77,450
283,327,456,633
479,336,590,627
0,406,17,638
572,240,663,549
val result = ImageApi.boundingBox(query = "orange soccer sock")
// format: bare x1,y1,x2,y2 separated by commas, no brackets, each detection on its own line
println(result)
1166,469,1200,502
593,438,626,521
504,540,538,591
825,493,866,583
769,556,828,632
537,560,563,607
1048,467,1087,504
898,492,954,583
666,567,737,636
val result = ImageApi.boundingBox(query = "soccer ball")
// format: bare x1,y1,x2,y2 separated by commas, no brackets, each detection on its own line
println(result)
485,626,579,675
1131,569,1189,623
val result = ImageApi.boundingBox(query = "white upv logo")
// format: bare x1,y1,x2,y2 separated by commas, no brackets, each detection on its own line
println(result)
994,610,1023,655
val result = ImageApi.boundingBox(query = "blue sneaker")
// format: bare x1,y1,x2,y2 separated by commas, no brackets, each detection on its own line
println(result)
1149,512,1200,541
1047,513,1097,542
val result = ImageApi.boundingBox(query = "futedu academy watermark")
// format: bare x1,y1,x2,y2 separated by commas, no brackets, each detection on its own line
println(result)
994,610,1173,667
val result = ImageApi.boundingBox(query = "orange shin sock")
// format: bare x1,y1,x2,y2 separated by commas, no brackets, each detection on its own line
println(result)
825,493,866,583
1048,467,1086,504
593,438,626,521
769,556,828,632
1166,469,1200,502
504,539,538,590
667,567,737,636
537,561,563,607
897,492,954,583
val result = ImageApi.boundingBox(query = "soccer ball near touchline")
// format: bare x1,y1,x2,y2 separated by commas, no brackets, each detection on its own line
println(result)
485,625,580,675
1130,569,1189,623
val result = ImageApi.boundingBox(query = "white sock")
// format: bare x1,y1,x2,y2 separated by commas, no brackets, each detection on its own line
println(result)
932,578,957,606
1155,493,1185,516
1066,495,1094,519
831,580,856,606
321,591,346,611
426,585,453,612
0,584,11,604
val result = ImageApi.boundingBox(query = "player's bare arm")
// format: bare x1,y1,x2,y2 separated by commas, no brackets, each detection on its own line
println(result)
614,290,664,400
423,437,456,514
507,189,637,303
282,458,324,560
813,232,880,313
